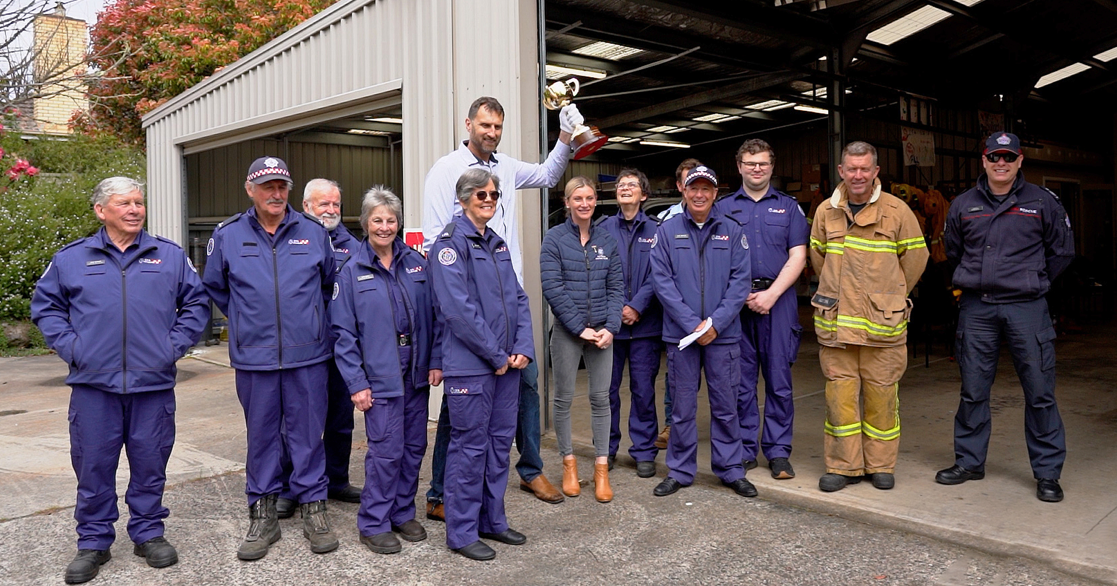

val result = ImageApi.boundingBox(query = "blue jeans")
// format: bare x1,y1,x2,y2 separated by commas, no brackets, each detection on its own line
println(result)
427,360,544,503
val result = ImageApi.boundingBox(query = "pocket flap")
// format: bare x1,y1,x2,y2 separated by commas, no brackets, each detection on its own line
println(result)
868,293,908,314
1036,326,1057,344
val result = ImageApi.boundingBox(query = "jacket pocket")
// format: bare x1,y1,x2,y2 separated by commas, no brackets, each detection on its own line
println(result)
866,293,911,343
811,293,838,345
1037,326,1057,371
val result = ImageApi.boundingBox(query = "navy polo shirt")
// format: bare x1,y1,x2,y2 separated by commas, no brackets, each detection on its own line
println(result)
715,186,810,280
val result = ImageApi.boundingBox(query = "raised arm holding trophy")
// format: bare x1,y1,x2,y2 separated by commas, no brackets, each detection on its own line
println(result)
544,78,608,160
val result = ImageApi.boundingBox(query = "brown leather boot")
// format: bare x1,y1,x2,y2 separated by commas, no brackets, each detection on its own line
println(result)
655,425,671,449
594,462,613,503
562,458,580,497
519,474,565,503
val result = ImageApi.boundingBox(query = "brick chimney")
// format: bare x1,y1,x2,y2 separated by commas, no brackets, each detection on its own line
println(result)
32,3,89,135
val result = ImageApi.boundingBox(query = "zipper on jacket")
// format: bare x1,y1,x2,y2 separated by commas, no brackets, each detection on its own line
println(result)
272,245,283,368
583,239,593,328
625,221,636,300
489,239,513,352
121,266,128,393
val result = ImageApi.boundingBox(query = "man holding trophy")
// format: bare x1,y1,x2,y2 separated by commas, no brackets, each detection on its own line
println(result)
421,87,601,519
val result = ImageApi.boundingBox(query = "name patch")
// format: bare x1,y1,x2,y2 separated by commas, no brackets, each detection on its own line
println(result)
85,260,105,266
357,274,375,282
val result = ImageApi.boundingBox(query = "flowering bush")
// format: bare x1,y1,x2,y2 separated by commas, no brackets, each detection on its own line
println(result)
0,115,145,319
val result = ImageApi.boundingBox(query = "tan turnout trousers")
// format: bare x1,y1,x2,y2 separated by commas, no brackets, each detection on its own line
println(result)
819,344,906,475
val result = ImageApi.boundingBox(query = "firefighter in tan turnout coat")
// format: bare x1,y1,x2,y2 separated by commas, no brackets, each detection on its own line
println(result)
809,142,929,493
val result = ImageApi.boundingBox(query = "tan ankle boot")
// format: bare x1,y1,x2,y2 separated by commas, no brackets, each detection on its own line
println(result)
562,458,580,497
594,462,613,503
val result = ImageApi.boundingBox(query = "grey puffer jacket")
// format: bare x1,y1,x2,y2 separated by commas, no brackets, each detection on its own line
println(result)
540,217,624,336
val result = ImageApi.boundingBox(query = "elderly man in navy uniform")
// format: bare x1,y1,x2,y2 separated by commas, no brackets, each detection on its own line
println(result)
203,157,340,559
32,177,209,584
273,179,363,519
936,132,1075,502
715,139,809,481
649,165,755,499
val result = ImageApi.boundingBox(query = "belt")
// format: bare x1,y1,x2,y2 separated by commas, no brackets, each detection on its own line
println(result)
752,278,774,290
397,334,411,347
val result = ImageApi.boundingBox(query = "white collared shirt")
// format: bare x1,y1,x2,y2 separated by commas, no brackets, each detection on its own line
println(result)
421,140,571,284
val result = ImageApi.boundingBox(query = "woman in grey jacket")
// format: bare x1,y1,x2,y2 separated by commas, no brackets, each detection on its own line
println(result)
540,176,624,503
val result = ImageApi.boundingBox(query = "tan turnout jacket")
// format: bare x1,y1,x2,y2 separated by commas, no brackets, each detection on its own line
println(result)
809,179,929,348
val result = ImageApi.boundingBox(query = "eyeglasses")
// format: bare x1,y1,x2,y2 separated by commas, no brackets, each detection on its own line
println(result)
616,181,640,189
473,190,501,201
739,161,772,170
985,152,1019,163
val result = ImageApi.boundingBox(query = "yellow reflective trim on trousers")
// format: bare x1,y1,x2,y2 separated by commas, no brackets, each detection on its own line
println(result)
843,235,898,253
815,315,908,336
863,420,900,441
825,420,862,437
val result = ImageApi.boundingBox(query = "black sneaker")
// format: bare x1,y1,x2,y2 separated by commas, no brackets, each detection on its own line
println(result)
64,550,111,584
769,457,795,480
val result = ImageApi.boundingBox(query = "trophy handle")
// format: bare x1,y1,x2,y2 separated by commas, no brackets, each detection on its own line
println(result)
565,78,580,97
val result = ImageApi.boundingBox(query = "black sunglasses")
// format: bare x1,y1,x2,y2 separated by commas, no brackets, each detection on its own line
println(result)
985,152,1019,163
473,190,501,202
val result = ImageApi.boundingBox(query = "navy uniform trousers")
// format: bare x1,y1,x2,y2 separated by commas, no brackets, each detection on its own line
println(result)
358,346,429,536
69,385,175,550
738,288,801,461
954,293,1066,479
235,362,329,505
608,337,663,462
666,343,745,485
444,370,520,550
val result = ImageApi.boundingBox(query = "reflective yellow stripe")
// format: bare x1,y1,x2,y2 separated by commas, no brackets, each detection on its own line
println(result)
815,315,908,337
811,237,845,255
897,236,927,253
863,420,900,441
825,420,862,438
843,235,898,253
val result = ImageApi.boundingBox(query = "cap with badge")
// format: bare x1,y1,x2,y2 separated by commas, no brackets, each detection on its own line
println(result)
983,132,1021,155
247,156,292,184
683,165,718,187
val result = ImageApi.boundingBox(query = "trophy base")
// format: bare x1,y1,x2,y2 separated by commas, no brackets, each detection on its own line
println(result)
572,126,608,160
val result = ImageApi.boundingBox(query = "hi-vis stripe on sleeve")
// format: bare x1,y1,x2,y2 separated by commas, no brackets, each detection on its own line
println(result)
824,420,862,438
814,314,908,337
896,236,927,253
810,236,844,255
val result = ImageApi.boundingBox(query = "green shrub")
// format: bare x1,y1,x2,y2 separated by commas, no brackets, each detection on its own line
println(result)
0,130,145,320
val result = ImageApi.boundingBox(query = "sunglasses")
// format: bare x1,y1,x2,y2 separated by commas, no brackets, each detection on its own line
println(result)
985,152,1019,163
473,190,501,201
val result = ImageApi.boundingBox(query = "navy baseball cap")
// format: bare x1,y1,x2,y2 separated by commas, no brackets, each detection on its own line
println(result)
984,132,1021,155
684,165,718,187
247,156,291,184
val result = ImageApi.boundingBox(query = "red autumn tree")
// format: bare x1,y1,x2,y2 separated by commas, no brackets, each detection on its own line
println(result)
75,0,334,145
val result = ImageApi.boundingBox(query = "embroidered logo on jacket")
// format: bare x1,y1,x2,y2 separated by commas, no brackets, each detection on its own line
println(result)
288,239,310,245
139,258,162,265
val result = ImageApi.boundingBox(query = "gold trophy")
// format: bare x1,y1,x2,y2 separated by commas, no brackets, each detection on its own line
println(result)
543,78,608,160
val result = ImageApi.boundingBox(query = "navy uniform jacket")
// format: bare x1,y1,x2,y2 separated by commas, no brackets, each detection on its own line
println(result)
539,217,624,336
203,205,336,370
326,224,360,347
945,174,1075,303
714,186,809,281
31,228,209,393
330,238,441,398
429,214,535,377
599,211,662,340
650,207,752,344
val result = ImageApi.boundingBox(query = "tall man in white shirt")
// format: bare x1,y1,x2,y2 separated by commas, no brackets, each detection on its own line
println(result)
422,96,581,515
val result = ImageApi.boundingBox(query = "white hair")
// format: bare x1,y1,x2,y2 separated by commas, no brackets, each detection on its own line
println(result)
92,177,144,207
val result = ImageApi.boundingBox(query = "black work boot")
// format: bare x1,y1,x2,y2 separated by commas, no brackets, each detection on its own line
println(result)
237,494,281,561
301,500,339,553
133,536,179,568
64,549,111,584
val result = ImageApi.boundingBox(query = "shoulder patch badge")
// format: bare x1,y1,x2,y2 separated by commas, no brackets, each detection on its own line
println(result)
332,282,340,300
438,248,458,266
741,234,749,249
187,258,197,273
40,261,52,279
206,237,215,256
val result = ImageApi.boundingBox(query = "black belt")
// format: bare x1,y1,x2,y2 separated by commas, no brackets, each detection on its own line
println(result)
397,334,411,347
752,278,774,291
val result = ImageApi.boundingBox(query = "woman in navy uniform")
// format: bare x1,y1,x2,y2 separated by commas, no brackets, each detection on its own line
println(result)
330,187,441,553
428,168,534,561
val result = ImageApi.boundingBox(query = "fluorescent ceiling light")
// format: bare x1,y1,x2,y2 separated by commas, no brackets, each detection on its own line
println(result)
607,136,638,143
545,64,608,80
366,117,402,124
665,127,691,134
1095,46,1117,62
794,105,829,114
646,125,680,133
693,113,740,123
1035,63,1090,88
572,41,644,61
747,99,789,110
802,87,828,98
867,0,983,46
639,140,690,148
764,102,796,112
347,129,392,136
